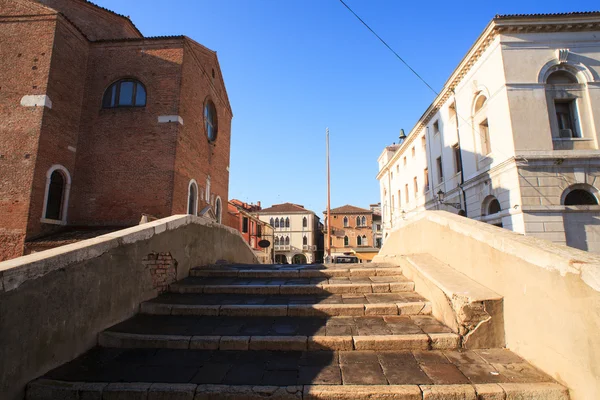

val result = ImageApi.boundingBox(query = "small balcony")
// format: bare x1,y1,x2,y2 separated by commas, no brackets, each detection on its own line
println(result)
274,245,291,251
302,245,316,251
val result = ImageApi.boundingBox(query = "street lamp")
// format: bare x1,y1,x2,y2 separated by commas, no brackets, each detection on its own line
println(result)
437,190,462,210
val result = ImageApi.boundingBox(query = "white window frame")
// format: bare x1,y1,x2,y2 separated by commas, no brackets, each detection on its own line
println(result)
41,164,72,225
187,179,199,215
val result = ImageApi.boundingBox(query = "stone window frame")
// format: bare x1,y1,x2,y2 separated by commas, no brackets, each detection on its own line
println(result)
41,164,71,225
187,179,199,216
204,97,219,143
102,78,146,108
472,91,492,161
560,184,600,206
215,196,222,224
544,68,584,140
343,216,348,227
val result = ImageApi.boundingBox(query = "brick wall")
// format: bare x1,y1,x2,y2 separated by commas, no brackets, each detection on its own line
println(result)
172,40,232,220
329,212,373,248
142,252,177,293
36,0,141,41
0,1,58,259
68,40,185,226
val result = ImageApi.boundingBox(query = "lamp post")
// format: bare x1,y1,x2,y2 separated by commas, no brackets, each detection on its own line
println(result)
437,190,463,210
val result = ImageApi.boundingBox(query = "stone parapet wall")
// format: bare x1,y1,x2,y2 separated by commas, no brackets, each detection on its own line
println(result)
0,214,259,400
375,210,600,400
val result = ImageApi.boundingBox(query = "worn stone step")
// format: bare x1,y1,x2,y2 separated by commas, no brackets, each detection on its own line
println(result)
169,276,414,295
140,292,432,317
98,314,459,351
190,267,404,278
27,348,567,399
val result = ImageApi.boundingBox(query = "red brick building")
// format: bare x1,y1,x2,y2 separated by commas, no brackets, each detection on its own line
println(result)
226,200,273,263
0,0,232,260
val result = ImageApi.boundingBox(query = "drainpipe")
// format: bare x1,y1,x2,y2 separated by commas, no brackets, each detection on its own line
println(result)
452,92,468,215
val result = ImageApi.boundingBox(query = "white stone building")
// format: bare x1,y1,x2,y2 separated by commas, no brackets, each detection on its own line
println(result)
377,12,600,253
256,203,320,264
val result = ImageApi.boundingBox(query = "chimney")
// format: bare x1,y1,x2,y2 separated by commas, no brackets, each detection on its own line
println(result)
257,201,261,208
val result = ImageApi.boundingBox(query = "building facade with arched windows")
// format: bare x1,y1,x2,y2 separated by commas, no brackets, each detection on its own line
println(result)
255,203,322,264
0,0,232,260
324,204,378,262
377,12,600,253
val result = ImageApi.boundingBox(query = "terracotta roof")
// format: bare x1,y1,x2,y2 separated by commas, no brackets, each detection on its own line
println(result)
328,205,372,214
257,203,310,214
495,11,600,19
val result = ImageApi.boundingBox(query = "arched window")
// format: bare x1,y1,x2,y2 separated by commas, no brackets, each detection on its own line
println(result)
42,165,71,223
343,217,348,227
545,69,582,139
356,216,361,226
362,235,367,245
215,197,222,224
303,236,307,245
473,93,491,155
357,236,362,246
187,180,198,215
344,236,349,246
488,199,501,215
280,235,285,244
303,217,307,228
361,216,366,226
102,79,146,108
275,237,279,245
562,185,599,206
204,99,218,142
285,236,290,245
285,217,290,228
275,218,280,228
270,218,274,226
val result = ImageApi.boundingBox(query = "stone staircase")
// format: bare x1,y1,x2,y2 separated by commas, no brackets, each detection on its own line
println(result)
27,262,568,399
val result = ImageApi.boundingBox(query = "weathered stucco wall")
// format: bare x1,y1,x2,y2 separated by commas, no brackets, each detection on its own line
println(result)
376,210,600,400
0,215,258,400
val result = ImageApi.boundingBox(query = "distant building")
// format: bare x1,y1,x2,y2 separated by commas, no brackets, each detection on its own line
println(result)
324,205,379,262
0,0,232,260
256,203,320,264
370,203,383,248
378,12,600,253
226,200,272,264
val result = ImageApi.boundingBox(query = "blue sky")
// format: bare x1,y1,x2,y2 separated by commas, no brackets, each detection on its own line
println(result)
96,0,598,216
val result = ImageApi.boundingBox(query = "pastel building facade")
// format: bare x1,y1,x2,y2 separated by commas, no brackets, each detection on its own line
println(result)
378,12,600,253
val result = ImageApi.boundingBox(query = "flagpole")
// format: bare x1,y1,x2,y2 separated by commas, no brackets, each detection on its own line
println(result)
326,127,331,262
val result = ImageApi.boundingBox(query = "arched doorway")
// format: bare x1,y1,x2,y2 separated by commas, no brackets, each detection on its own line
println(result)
292,254,307,264
275,254,288,264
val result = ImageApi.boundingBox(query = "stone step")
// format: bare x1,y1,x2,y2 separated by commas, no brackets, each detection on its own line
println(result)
169,276,414,295
97,315,459,351
28,348,567,399
140,293,432,317
190,266,404,278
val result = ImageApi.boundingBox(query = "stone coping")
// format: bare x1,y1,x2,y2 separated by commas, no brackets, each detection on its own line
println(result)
379,210,600,292
0,215,254,293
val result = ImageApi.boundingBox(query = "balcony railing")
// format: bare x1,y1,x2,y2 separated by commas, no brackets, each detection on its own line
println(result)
274,245,291,251
302,245,316,251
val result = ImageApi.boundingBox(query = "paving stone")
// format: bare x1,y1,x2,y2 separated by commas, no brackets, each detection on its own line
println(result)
27,379,79,400
364,304,398,315
413,350,450,364
491,363,552,383
171,305,220,316
474,349,525,364
189,336,220,350
249,336,307,351
377,351,416,365
219,305,287,317
421,384,477,400
194,384,303,399
103,383,151,400
499,383,569,400
341,363,388,384
420,363,470,384
219,336,249,350
381,362,433,385
371,283,391,293
303,385,422,400
429,333,461,349
398,302,430,315
325,325,354,336
298,365,342,385
473,383,506,400
141,302,172,315
308,336,354,351
339,351,379,364
222,364,265,384
457,362,504,384
354,335,429,351
444,350,487,364
75,382,108,400
261,370,299,386
148,383,197,400
300,351,339,367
